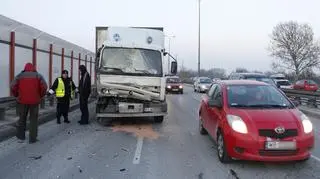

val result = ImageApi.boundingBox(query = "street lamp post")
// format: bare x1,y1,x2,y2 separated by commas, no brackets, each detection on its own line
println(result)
198,0,201,77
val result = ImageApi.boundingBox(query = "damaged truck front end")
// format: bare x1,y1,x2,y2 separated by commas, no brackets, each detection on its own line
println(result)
94,26,177,123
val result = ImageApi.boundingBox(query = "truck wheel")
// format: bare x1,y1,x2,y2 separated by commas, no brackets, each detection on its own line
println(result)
154,116,164,123
97,117,113,126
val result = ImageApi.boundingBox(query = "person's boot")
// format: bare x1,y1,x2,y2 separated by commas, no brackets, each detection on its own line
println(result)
64,117,70,123
29,139,39,144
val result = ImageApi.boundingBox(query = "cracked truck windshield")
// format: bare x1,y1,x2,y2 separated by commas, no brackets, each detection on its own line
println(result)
1,0,320,179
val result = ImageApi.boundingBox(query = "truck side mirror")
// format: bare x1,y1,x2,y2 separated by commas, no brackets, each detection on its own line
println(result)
171,61,177,74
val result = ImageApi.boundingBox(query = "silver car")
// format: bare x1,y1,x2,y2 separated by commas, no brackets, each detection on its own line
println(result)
194,77,212,93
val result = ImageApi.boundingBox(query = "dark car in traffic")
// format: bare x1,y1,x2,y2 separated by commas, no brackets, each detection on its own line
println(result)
166,77,183,94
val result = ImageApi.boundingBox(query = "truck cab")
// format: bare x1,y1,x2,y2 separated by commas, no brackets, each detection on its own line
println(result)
95,27,177,123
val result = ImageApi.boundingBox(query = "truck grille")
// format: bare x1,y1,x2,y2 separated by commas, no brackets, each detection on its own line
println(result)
259,129,298,139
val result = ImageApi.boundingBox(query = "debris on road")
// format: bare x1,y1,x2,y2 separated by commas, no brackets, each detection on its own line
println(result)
198,172,203,179
111,124,159,140
113,153,119,159
29,155,42,160
120,168,126,172
67,157,72,160
121,147,128,152
78,166,83,173
230,169,240,179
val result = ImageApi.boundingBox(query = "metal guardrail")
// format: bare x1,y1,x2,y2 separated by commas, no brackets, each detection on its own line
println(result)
281,89,320,108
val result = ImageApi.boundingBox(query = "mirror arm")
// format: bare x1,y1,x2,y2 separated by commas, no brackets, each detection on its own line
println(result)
166,52,177,62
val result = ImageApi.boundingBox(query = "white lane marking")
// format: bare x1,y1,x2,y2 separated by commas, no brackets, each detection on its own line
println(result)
311,155,320,162
132,137,144,164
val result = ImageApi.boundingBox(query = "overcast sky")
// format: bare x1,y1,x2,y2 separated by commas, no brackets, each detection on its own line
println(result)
1,0,320,73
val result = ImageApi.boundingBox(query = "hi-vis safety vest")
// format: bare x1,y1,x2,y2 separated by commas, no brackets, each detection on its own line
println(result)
56,78,75,99
56,78,65,97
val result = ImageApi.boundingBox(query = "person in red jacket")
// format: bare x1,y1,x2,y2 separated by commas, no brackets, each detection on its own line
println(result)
10,63,48,143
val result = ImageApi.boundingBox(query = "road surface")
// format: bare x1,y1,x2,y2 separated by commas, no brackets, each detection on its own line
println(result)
0,86,320,179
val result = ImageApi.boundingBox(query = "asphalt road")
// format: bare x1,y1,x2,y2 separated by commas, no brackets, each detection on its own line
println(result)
0,86,320,179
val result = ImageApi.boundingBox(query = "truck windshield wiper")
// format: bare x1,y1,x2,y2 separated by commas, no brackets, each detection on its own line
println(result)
101,67,124,73
134,68,150,74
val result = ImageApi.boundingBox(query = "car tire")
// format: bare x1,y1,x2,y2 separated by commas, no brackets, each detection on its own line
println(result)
217,131,232,163
180,91,183,94
199,116,208,135
154,116,164,123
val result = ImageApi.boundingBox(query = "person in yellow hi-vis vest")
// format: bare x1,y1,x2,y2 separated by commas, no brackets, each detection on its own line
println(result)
48,70,76,124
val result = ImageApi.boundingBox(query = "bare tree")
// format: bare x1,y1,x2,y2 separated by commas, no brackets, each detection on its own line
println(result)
269,21,320,79
235,68,249,73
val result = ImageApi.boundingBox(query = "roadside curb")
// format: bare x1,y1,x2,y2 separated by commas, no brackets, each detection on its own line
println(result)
0,99,96,142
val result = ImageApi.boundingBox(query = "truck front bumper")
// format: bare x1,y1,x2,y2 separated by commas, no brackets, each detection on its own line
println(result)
96,100,167,118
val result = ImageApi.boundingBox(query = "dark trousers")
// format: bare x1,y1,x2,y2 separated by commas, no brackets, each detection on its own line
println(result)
56,100,70,122
16,104,39,141
79,98,89,124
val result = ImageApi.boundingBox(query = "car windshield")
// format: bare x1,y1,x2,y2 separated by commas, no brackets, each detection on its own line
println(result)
277,81,291,86
100,47,162,77
227,85,293,109
199,78,212,83
166,78,181,83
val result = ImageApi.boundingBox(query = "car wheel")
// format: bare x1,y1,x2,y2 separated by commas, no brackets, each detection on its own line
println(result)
217,131,232,163
180,91,183,94
199,116,208,135
154,116,164,123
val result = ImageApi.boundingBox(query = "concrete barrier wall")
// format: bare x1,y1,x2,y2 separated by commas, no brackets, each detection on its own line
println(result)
0,15,95,98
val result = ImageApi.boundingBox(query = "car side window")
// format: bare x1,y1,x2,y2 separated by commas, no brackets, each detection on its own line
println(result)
212,85,222,101
208,84,217,97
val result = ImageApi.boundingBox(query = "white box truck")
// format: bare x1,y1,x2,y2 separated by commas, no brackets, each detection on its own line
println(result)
95,26,177,123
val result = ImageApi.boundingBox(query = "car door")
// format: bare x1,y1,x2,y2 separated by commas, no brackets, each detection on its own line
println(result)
207,85,223,139
202,84,217,131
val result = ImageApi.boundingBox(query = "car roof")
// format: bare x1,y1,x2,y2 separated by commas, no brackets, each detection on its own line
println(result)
218,80,270,86
236,73,267,77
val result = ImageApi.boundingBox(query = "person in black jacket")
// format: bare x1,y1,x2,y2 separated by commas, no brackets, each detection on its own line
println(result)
78,65,91,125
49,70,76,124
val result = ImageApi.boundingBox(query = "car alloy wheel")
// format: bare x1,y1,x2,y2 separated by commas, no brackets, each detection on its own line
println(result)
217,134,224,158
217,131,232,163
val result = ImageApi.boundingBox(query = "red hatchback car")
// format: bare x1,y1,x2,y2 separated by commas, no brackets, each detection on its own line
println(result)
293,80,318,92
198,80,314,163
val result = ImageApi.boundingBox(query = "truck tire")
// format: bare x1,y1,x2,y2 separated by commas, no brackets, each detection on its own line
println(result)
154,116,164,123
97,117,113,126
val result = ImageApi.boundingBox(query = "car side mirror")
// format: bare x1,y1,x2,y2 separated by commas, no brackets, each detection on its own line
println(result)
171,61,177,74
208,99,222,108
163,52,168,56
